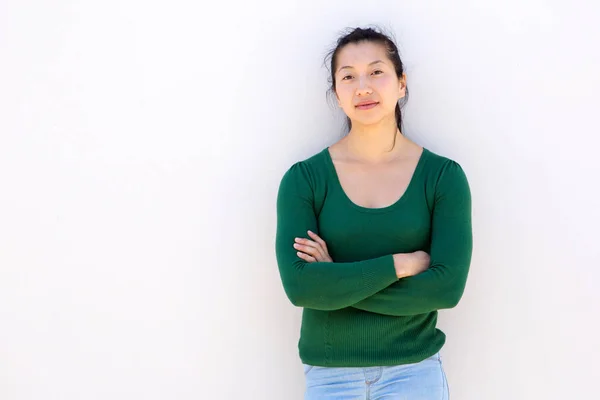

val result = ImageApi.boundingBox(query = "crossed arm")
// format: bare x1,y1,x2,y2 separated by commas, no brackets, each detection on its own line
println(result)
275,160,473,316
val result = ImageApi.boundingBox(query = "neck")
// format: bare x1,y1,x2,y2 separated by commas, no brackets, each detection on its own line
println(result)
344,116,407,163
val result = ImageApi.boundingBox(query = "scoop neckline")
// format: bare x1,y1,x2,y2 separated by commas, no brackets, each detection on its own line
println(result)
322,146,429,214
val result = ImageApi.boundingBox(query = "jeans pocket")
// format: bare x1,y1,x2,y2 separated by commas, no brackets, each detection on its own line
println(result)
423,352,440,363
302,363,314,375
437,354,450,399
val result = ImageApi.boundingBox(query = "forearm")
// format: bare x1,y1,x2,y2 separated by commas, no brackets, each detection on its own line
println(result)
351,264,469,316
276,248,399,310
351,159,474,316
276,161,400,311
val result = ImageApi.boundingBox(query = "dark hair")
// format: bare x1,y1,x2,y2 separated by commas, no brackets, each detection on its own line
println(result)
324,26,409,144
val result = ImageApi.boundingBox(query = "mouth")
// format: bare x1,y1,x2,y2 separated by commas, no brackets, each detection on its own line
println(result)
356,102,379,110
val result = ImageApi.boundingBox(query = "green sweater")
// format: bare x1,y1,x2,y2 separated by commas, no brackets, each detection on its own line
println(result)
275,146,473,367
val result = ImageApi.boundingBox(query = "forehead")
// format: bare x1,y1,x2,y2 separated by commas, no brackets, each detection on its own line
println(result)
336,41,389,70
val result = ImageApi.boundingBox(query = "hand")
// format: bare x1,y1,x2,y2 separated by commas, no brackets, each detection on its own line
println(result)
293,230,333,263
393,251,431,279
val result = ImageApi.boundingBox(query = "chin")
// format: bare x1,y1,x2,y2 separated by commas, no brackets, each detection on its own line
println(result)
350,114,385,126
351,110,395,125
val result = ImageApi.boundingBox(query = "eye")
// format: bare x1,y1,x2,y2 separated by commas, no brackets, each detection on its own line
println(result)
372,70,383,75
341,75,353,81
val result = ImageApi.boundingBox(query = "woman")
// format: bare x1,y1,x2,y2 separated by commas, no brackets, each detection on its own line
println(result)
275,26,473,399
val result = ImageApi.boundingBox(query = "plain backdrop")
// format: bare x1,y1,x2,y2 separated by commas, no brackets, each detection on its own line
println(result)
1,1,599,399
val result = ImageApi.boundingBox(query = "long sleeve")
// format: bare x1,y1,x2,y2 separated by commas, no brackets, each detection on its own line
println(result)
275,161,399,310
351,161,473,316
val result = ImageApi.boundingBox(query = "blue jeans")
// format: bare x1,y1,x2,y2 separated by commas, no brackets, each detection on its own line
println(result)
303,352,449,399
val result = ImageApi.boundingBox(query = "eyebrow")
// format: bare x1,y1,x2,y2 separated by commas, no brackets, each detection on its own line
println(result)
337,60,385,73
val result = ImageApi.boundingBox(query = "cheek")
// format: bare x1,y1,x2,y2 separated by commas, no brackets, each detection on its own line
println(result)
336,86,354,105
376,77,399,99
338,94,358,115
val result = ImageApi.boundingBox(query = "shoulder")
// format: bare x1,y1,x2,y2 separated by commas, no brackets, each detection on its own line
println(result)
422,148,469,182
280,147,330,183
420,148,471,205
278,147,330,192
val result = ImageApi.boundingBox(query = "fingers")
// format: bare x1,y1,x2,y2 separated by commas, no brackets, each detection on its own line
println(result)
296,251,316,262
294,238,323,252
307,230,328,251
294,231,329,262
293,239,325,260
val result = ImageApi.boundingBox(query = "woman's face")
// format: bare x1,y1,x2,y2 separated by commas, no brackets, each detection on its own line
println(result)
334,41,406,127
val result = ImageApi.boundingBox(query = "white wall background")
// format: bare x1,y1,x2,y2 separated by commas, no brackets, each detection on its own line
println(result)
1,1,598,399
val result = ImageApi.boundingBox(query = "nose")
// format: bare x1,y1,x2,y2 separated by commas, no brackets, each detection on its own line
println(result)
356,76,373,96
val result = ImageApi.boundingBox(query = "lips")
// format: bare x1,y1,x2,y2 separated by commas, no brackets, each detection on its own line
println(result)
356,101,379,110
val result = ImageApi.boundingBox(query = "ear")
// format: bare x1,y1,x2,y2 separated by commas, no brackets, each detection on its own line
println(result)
398,72,407,99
